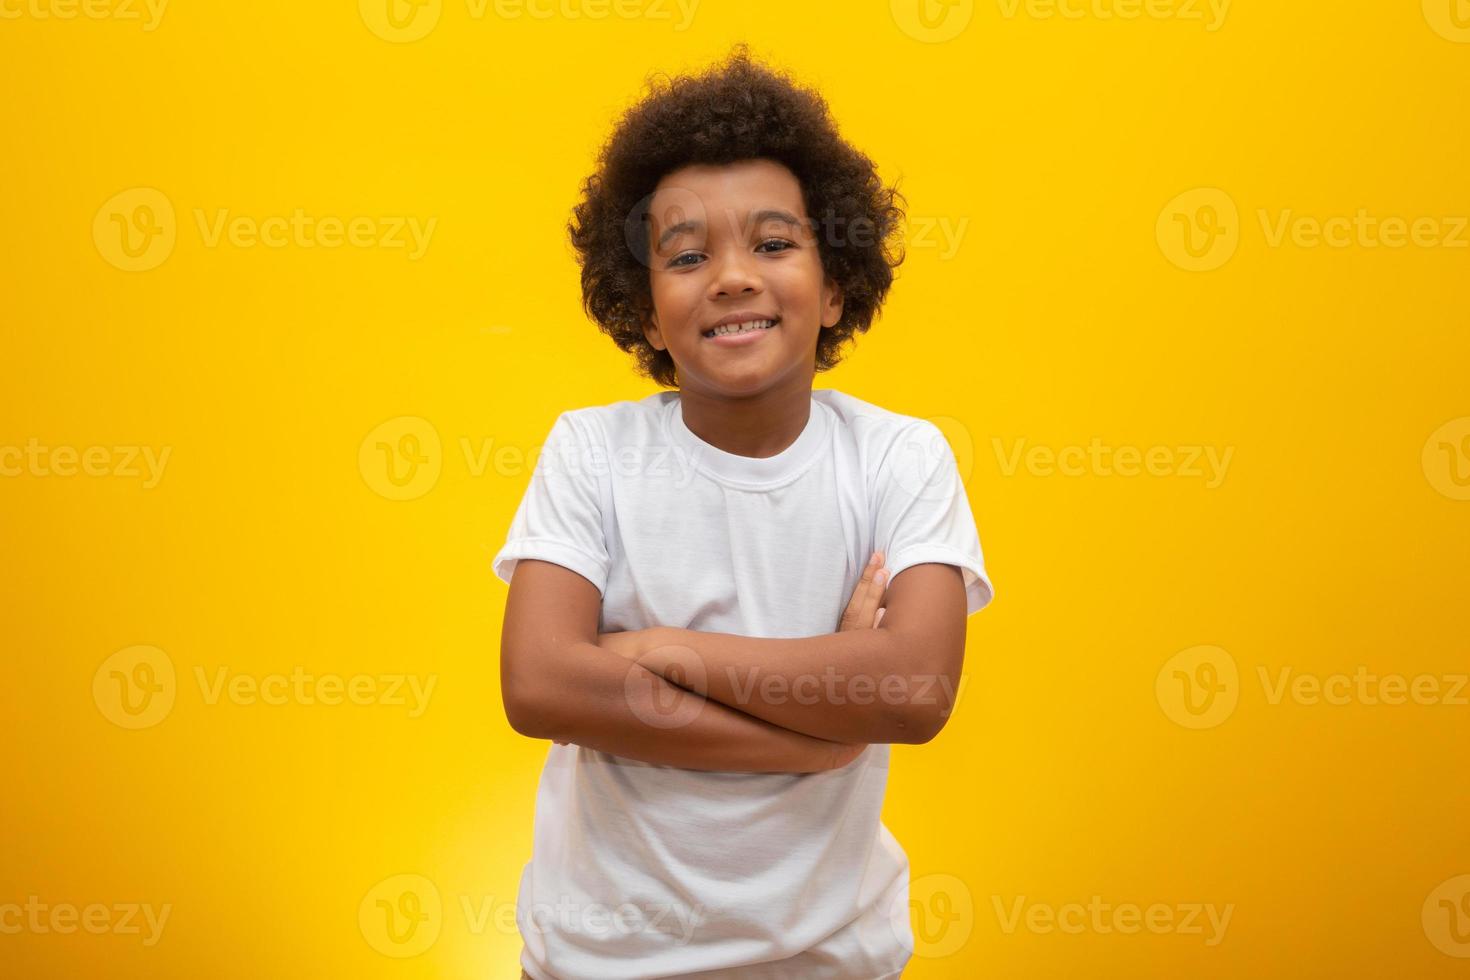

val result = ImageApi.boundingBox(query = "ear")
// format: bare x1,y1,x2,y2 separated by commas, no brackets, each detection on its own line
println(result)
641,305,665,351
820,277,845,330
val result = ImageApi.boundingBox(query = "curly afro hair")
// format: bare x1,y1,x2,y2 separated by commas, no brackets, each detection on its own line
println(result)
568,43,907,388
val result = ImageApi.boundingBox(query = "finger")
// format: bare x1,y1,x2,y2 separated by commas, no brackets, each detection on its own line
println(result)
874,606,886,628
856,553,887,625
858,565,888,629
840,552,883,629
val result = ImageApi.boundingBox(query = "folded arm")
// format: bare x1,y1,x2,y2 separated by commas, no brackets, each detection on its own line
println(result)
604,562,969,745
500,559,864,773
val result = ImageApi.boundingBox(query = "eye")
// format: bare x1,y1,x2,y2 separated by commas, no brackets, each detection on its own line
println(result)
666,239,794,268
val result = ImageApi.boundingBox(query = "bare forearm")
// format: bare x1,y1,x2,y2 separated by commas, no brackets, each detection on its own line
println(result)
623,626,928,744
510,640,855,773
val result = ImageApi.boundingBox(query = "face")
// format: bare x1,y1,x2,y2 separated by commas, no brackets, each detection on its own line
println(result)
641,158,843,397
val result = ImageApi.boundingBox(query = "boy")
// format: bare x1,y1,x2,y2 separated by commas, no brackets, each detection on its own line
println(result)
495,44,993,980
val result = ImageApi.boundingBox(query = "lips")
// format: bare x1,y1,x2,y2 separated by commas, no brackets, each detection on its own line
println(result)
702,315,781,339
703,322,778,348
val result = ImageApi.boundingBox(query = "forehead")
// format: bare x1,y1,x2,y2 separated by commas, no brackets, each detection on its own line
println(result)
647,158,807,226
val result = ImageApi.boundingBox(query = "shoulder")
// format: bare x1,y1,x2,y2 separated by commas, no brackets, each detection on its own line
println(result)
554,391,676,447
813,387,945,459
814,389,966,507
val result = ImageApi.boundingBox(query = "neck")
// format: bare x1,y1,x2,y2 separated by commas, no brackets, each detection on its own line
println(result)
676,380,813,459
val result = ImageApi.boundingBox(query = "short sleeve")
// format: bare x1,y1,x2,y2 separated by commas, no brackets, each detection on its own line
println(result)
872,420,994,616
491,411,611,596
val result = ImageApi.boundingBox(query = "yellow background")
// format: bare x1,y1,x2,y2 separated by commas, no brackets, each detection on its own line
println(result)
3,1,1469,977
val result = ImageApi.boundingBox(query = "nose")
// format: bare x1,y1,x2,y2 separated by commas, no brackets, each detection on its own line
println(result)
707,247,763,300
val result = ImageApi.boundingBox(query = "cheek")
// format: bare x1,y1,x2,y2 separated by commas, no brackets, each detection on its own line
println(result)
770,265,823,311
650,275,698,320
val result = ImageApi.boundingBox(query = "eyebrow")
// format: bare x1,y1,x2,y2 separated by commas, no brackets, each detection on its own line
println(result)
655,209,805,250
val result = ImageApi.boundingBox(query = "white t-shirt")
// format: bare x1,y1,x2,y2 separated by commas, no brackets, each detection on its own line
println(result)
493,387,993,980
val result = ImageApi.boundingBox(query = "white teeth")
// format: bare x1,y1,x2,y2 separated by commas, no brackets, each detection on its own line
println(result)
707,319,776,337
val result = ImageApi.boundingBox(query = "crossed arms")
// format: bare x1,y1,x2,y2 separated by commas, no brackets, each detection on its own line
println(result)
499,556,968,774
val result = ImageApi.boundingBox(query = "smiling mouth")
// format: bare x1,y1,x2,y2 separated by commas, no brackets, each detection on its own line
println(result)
702,316,781,339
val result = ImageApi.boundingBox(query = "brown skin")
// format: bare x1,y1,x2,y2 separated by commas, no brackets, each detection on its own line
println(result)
641,158,844,458
593,559,966,746
504,557,867,772
559,552,892,749
504,165,968,758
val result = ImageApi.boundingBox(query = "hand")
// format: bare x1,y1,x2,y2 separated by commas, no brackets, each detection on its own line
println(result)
838,551,889,632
